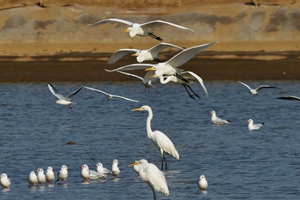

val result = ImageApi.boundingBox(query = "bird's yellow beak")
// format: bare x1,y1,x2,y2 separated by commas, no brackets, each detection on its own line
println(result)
123,28,129,32
131,52,138,57
149,74,157,79
128,162,138,167
131,107,142,112
145,66,155,71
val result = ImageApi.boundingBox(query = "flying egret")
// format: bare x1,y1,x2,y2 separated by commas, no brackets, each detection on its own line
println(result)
48,83,83,109
237,81,278,95
55,165,68,184
132,105,179,170
198,175,208,191
87,18,193,41
0,173,11,189
128,159,169,200
210,110,230,125
84,86,139,102
46,166,55,185
107,42,184,64
248,119,264,130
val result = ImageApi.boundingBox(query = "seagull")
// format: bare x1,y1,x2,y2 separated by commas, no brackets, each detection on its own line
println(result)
87,18,193,41
48,83,84,109
237,81,278,95
248,119,264,130
55,165,68,184
111,159,121,177
95,163,112,178
107,42,184,64
0,173,11,189
36,168,46,186
80,164,103,182
46,166,55,185
105,70,156,92
198,175,208,191
27,171,38,187
84,86,139,102
210,110,230,125
278,95,300,102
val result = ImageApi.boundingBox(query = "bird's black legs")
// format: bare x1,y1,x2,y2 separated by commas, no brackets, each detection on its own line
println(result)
185,84,201,99
161,152,168,170
152,187,157,200
174,73,189,83
148,33,163,42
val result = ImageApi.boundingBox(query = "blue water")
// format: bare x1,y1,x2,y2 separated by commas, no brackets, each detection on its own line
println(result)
0,80,300,199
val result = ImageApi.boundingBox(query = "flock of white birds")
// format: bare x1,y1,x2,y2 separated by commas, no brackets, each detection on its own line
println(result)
1,17,298,199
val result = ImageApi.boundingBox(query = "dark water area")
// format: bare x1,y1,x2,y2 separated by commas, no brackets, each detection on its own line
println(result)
1,80,300,199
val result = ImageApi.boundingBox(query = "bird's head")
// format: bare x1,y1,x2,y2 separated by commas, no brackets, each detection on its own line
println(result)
128,160,139,167
131,105,149,112
210,110,215,115
145,66,156,71
123,27,131,33
131,52,139,57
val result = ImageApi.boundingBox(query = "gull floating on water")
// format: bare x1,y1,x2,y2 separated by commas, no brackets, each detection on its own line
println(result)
237,81,278,95
80,164,104,182
0,173,11,189
95,163,112,178
87,18,193,41
107,42,184,64
48,83,83,109
210,110,230,125
248,119,264,130
198,175,208,191
84,86,139,102
46,166,55,185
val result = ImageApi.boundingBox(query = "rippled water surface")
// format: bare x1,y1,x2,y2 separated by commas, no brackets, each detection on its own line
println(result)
1,81,300,199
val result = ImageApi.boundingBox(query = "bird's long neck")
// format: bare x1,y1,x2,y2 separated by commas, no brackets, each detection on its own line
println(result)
146,109,153,138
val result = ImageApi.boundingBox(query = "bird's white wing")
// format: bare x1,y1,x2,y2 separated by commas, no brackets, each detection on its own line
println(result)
140,20,194,32
87,18,133,26
105,63,154,72
148,42,184,56
146,163,168,195
48,83,65,100
84,86,109,96
278,96,300,101
116,70,144,81
153,130,179,159
65,85,84,101
181,71,208,96
112,95,139,102
255,85,278,91
166,42,215,68
107,49,140,64
237,81,252,91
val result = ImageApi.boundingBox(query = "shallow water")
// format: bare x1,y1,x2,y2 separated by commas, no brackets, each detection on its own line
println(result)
0,80,300,199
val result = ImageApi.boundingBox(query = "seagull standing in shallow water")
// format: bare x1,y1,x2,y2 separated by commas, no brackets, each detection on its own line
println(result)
0,173,11,189
198,175,208,191
87,18,193,41
237,81,278,95
48,83,83,109
210,110,230,125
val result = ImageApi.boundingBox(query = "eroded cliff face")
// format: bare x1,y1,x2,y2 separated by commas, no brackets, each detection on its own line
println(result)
0,0,299,56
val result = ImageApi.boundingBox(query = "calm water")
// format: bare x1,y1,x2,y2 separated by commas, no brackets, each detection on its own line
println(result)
1,80,300,199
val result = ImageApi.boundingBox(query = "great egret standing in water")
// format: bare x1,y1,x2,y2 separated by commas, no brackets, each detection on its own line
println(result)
128,159,169,200
132,105,179,170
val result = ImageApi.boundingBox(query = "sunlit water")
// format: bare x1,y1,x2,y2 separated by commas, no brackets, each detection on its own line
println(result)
1,80,300,199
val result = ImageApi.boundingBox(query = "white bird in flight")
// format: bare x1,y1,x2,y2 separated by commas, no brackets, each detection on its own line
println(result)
37,168,46,186
55,165,68,184
132,105,179,170
0,173,11,189
210,110,230,125
46,166,55,185
128,159,169,199
87,18,193,41
198,175,208,191
95,163,112,178
107,42,184,64
27,171,38,187
248,119,264,130
48,83,84,109
237,81,278,95
111,159,121,177
278,95,300,102
84,86,139,102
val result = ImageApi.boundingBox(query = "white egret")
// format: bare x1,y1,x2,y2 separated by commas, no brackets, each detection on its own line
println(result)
128,159,169,200
248,119,264,130
55,165,68,184
46,166,55,185
27,171,38,187
48,83,83,109
198,175,208,191
278,95,300,102
237,81,278,95
36,168,46,186
107,42,184,64
87,18,193,41
95,163,112,178
84,86,139,102
210,110,230,125
0,173,11,189
132,105,179,170
111,159,121,177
